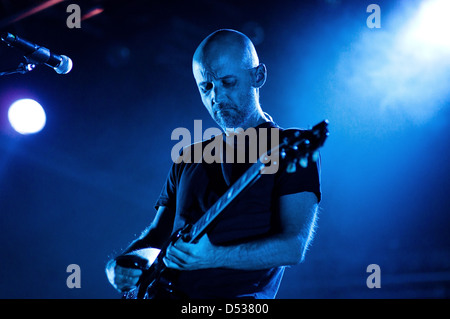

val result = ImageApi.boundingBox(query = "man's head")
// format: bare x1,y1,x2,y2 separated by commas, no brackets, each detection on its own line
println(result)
192,29,267,131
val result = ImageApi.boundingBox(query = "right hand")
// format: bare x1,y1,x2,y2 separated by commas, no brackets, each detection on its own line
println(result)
105,259,143,293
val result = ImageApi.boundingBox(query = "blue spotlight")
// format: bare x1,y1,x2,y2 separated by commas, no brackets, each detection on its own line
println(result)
8,99,47,134
332,0,450,127
408,0,450,53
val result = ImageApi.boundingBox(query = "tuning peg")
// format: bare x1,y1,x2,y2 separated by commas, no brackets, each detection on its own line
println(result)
299,157,308,168
286,162,296,173
312,151,319,162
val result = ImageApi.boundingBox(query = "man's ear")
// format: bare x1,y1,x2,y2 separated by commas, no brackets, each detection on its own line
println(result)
252,63,267,88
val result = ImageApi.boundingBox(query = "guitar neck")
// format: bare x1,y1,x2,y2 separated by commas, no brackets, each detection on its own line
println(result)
183,120,329,244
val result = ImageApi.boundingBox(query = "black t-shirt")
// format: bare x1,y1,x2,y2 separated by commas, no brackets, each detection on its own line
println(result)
155,121,321,298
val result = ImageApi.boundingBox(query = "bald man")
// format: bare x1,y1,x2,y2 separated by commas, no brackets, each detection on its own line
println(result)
106,29,321,299
192,28,267,131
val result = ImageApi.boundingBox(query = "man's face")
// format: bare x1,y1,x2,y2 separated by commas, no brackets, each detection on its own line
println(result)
193,51,258,130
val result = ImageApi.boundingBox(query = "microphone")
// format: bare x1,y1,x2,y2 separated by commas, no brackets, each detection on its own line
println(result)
1,32,73,74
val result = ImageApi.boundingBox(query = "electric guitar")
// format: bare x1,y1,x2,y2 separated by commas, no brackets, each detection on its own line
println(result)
115,120,329,299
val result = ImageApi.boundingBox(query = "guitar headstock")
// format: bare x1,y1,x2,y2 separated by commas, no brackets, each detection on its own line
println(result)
280,120,329,173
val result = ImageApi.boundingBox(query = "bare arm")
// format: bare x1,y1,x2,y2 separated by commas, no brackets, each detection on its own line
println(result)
122,206,175,254
106,206,175,291
163,191,319,270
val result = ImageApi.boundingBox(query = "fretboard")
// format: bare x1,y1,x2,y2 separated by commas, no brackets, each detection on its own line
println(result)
186,159,266,243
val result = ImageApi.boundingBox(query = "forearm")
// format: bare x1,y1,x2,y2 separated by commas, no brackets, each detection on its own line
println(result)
213,234,304,270
216,193,318,270
121,226,166,255
122,236,150,255
164,193,319,272
121,206,175,255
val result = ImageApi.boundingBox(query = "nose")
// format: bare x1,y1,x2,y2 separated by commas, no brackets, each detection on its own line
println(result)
211,83,225,106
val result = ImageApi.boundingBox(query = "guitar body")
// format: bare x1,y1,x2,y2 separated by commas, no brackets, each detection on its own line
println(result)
121,259,171,299
119,226,190,299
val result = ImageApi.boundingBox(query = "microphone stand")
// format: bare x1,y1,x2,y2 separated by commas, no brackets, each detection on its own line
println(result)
1,33,42,76
0,61,36,76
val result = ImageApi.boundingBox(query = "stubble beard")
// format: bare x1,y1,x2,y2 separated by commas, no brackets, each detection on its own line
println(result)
213,99,258,131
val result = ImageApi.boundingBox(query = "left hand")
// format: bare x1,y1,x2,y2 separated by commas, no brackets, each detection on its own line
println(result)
163,234,220,270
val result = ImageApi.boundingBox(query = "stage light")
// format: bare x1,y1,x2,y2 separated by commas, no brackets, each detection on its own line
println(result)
331,0,450,127
8,99,46,134
407,0,450,53
379,0,450,121
399,0,450,65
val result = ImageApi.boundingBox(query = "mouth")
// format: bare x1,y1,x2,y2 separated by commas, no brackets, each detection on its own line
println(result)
214,104,235,114
214,108,234,120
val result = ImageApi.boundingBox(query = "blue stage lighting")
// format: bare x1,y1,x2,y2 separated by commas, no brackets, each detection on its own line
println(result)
331,0,450,128
408,0,450,53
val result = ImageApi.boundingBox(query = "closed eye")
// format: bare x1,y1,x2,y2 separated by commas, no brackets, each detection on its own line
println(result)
200,82,213,93
222,77,237,88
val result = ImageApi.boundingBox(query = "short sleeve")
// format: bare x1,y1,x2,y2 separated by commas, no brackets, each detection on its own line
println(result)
154,161,179,211
274,152,322,202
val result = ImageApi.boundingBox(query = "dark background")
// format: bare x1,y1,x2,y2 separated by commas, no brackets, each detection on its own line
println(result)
0,0,449,298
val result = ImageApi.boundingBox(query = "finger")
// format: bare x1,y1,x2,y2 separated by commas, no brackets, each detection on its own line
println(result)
115,272,141,283
116,277,140,289
117,281,139,293
163,256,184,270
299,157,308,168
172,239,193,254
169,243,191,257
312,151,319,162
115,266,143,277
114,267,142,287
166,247,191,266
115,271,141,280
118,285,136,293
115,278,139,291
